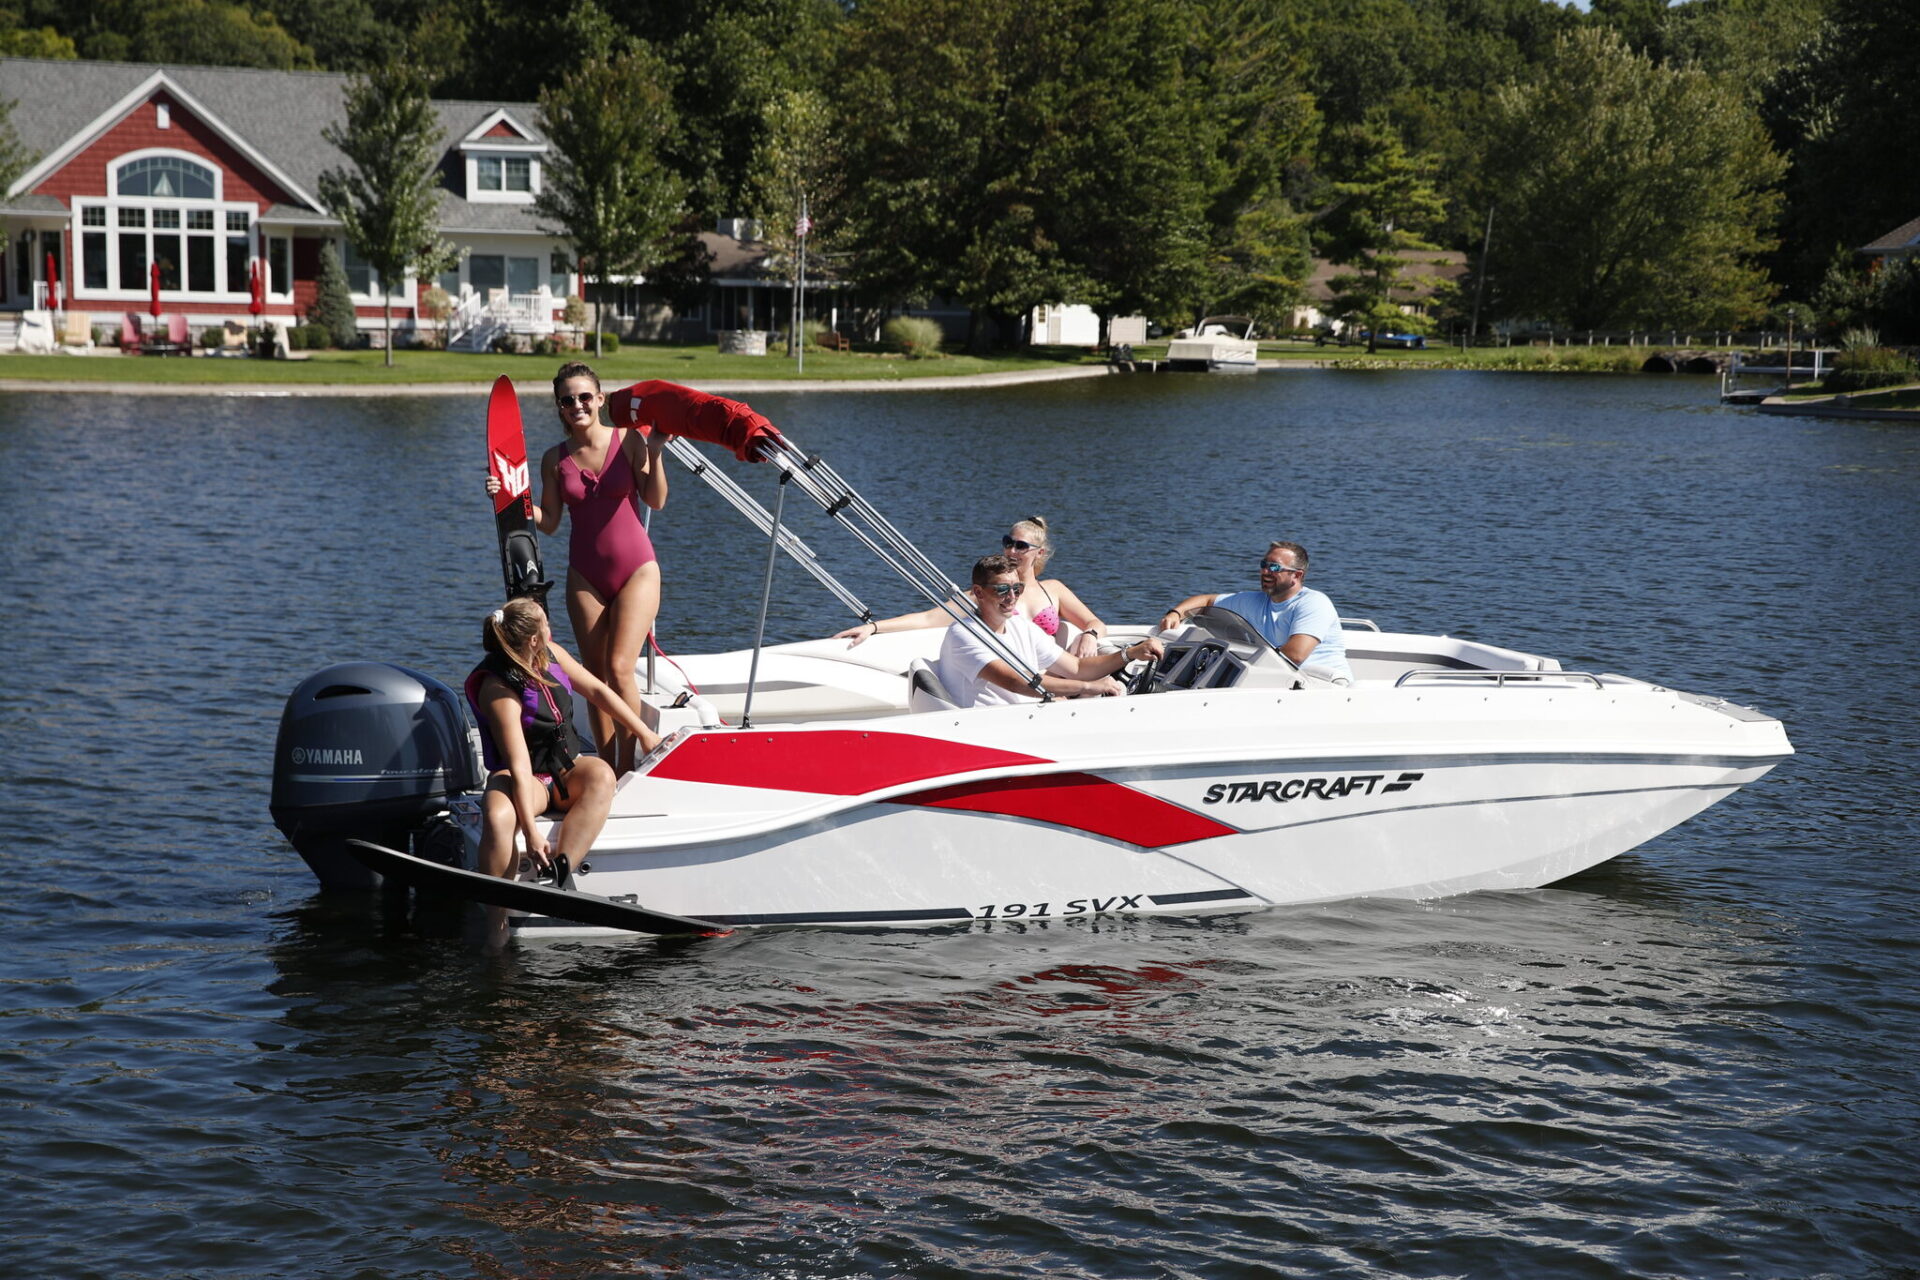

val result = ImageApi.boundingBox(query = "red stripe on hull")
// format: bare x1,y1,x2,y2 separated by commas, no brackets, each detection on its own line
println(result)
647,730,1048,795
890,773,1237,849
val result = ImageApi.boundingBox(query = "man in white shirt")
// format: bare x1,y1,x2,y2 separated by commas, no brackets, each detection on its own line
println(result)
1156,540,1352,683
936,555,1164,707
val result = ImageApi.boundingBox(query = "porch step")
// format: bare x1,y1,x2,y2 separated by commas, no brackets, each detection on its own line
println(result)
451,319,505,353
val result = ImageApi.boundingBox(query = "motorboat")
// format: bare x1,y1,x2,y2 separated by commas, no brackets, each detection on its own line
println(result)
1165,315,1259,372
270,387,1792,938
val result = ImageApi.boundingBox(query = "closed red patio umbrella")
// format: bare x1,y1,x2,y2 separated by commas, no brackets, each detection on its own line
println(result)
149,259,163,318
44,250,59,312
249,258,265,316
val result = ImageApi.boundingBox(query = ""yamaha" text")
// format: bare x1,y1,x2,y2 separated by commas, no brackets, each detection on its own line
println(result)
291,746,365,765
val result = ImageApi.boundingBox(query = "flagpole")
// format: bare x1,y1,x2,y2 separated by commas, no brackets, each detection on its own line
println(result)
795,194,809,374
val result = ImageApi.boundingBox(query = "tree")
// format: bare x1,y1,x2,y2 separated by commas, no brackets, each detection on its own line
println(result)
1482,27,1784,330
654,0,842,225
1320,118,1447,351
835,0,1234,348
1201,197,1316,336
536,47,686,358
318,59,458,366
311,241,358,348
1766,0,1920,294
31,0,314,65
0,20,78,58
747,87,840,355
0,97,34,196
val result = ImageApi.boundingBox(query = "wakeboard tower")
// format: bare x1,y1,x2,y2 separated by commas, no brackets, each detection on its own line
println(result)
487,374,552,608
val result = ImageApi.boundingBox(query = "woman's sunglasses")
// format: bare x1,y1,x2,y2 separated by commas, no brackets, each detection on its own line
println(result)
1002,536,1044,552
556,392,598,408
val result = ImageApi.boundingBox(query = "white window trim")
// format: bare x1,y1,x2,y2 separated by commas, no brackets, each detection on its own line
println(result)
462,141,544,204
339,239,413,305
69,151,262,302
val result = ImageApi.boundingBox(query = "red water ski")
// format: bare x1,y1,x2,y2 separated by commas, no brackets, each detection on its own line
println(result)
486,375,552,607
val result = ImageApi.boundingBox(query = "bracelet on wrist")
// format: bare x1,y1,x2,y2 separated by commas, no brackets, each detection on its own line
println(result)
870,621,880,635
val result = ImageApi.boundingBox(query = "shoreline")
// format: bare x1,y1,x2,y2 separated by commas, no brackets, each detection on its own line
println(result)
1756,398,1920,422
0,363,1120,398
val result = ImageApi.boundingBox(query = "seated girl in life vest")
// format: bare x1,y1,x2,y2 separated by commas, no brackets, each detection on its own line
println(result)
465,598,659,883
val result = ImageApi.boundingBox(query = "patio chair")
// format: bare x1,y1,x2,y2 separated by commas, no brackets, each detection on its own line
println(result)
61,311,94,349
120,313,145,354
167,314,190,349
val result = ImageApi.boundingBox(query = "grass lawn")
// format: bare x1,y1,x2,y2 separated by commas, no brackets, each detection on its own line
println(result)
0,342,1094,385
1254,339,1657,372
5,336,1705,386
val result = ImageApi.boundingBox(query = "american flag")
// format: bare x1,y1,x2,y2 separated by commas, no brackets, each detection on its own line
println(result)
795,212,812,238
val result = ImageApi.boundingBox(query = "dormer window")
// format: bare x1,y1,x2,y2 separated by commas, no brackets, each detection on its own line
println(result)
465,149,540,202
476,155,532,193
460,110,543,204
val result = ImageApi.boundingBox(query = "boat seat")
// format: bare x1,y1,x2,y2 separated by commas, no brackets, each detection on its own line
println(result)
906,659,960,713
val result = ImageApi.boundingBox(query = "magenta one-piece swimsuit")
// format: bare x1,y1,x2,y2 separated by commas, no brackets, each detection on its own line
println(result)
558,428,658,598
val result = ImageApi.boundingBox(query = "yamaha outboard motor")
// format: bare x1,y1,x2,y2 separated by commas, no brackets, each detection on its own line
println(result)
270,662,482,890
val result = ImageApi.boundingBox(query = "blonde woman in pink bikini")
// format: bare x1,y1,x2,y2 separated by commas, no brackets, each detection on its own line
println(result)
837,515,1108,658
487,362,667,773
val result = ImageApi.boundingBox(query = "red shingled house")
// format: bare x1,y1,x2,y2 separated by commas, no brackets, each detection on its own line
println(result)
1,56,576,349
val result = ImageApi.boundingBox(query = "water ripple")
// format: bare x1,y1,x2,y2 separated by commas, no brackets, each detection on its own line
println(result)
3,377,1917,1278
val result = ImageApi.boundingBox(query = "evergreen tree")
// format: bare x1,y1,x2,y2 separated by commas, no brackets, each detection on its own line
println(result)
318,59,459,366
311,241,358,349
1320,118,1446,351
535,47,686,357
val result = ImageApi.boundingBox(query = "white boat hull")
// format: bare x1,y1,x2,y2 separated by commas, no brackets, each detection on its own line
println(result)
503,662,1790,937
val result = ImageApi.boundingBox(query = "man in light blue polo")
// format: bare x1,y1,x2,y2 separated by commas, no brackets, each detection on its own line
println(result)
1157,540,1352,683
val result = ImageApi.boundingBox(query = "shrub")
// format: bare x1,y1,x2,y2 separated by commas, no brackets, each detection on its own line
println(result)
285,325,307,351
563,295,588,329
201,326,225,350
881,315,945,357
1825,345,1919,392
596,331,620,354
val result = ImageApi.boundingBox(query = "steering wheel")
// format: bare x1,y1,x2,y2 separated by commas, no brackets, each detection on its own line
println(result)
1123,646,1159,696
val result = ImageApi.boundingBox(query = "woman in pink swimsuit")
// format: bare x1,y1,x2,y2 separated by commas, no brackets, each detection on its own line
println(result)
488,362,667,773
836,515,1108,658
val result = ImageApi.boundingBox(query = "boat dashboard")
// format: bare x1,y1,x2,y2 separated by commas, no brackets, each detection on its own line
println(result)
1137,607,1318,694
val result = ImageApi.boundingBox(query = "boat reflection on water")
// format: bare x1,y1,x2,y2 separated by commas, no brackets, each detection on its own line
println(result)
259,854,1811,1274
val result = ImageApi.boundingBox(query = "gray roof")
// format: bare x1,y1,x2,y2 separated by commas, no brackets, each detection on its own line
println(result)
0,192,64,216
1860,215,1920,255
1,56,551,233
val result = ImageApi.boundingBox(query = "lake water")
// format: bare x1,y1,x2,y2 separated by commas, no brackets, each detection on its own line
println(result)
3,371,1916,1278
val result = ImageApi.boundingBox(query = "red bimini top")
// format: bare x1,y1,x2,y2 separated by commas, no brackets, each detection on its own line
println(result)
604,380,784,462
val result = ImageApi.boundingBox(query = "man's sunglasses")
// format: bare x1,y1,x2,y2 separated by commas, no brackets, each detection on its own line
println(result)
1261,560,1301,574
985,582,1025,598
